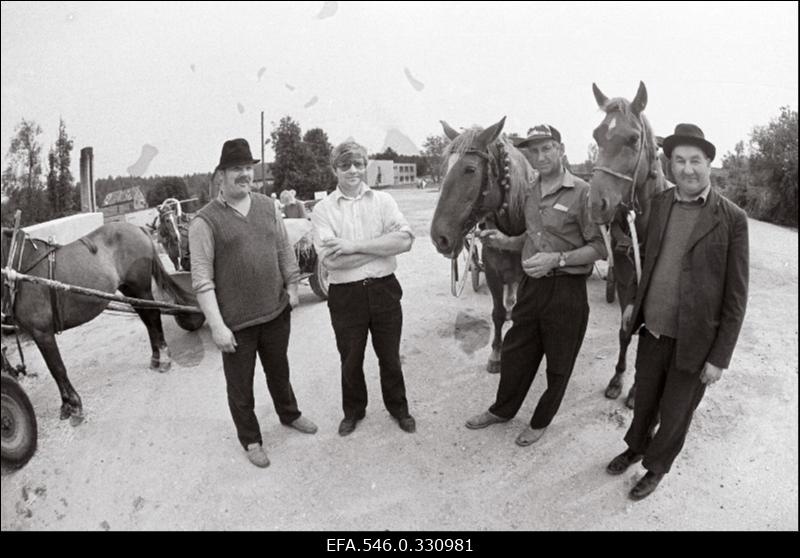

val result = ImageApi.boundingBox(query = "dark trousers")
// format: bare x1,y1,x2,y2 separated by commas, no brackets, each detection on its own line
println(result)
490,274,589,428
624,329,707,474
221,306,301,449
327,274,410,420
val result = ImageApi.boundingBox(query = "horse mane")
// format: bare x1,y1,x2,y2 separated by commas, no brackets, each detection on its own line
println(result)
441,128,532,231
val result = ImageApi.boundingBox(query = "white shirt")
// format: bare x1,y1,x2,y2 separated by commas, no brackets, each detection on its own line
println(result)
310,183,414,284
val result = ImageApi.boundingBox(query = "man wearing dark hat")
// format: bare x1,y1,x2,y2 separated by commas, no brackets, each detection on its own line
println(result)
466,124,606,446
606,124,749,500
189,138,317,468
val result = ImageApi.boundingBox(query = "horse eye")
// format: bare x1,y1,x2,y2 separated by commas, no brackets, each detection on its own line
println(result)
464,166,476,174
627,134,640,147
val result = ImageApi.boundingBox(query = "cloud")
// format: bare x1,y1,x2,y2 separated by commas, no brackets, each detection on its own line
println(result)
127,144,159,177
315,1,338,19
304,96,319,108
403,67,425,91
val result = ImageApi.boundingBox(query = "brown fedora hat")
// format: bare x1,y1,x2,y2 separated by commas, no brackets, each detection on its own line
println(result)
662,123,715,161
216,138,260,171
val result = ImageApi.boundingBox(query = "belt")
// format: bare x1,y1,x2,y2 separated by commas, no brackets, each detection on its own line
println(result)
542,270,586,278
335,273,395,287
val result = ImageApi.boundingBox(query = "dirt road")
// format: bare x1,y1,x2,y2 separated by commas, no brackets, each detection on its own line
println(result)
2,188,797,531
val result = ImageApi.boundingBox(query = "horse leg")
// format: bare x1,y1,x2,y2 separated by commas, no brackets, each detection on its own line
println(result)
605,325,631,399
31,331,84,424
484,270,507,374
119,285,171,372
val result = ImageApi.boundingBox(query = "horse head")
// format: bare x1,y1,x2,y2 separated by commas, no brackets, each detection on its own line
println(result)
431,117,530,257
589,81,659,225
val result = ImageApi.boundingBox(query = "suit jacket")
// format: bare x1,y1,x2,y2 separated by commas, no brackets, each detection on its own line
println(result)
630,187,749,372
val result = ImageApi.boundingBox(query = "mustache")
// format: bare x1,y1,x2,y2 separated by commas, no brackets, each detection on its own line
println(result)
235,178,251,185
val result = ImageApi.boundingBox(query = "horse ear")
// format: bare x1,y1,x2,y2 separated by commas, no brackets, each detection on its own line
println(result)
631,81,648,114
440,121,460,141
476,116,506,147
592,83,609,109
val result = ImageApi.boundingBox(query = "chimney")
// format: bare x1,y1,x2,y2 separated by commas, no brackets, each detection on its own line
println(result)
79,147,95,212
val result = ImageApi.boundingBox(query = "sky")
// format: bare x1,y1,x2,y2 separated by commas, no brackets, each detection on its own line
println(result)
1,1,797,180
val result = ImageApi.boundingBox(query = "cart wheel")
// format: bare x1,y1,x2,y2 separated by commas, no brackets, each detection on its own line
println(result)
605,267,616,304
175,312,205,331
310,259,329,301
1,374,37,468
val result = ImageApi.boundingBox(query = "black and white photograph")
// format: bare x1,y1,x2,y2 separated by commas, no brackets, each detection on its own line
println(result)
1,1,797,534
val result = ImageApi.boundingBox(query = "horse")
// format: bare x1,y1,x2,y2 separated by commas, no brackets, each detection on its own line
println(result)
430,117,533,373
588,81,670,408
154,198,191,272
1,222,203,424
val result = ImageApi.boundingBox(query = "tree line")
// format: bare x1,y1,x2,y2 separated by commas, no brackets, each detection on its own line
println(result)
4,108,795,228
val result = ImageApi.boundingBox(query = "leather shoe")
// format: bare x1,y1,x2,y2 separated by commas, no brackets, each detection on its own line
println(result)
397,415,416,433
606,449,643,475
629,471,664,500
465,411,508,430
338,417,360,436
245,443,270,468
515,426,546,446
288,416,318,434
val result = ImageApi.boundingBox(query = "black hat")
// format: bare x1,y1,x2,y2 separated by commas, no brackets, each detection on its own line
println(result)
514,124,562,147
216,138,260,171
662,123,715,161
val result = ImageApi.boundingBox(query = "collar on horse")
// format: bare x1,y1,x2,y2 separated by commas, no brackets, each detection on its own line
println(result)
463,140,513,235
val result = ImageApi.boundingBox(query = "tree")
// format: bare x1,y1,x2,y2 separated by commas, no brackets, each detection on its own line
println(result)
422,134,449,182
749,106,797,226
1,119,49,226
373,147,399,161
146,176,189,207
302,128,336,198
46,118,75,218
270,116,317,199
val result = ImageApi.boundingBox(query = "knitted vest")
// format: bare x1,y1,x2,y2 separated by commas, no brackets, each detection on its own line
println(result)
196,193,288,331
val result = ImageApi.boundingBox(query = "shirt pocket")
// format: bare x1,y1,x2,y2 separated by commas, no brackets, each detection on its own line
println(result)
541,205,577,233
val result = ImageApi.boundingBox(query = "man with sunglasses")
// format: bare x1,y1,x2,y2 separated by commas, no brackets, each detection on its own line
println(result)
310,141,416,436
466,124,606,447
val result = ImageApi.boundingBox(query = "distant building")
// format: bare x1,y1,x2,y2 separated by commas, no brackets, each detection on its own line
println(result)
252,163,275,195
100,186,147,217
393,163,417,185
367,160,395,188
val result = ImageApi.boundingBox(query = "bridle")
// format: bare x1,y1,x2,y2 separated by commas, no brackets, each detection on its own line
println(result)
449,140,513,297
591,113,655,285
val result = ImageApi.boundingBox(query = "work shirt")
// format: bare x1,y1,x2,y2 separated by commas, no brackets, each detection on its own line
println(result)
311,183,414,284
521,171,606,274
189,192,300,295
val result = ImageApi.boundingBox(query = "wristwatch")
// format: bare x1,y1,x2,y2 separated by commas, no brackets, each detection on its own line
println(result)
558,252,567,268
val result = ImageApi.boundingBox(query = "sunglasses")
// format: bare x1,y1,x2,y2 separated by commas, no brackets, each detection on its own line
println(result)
336,160,366,171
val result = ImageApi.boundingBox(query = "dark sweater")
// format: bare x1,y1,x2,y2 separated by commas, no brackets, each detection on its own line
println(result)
195,193,289,331
643,201,703,338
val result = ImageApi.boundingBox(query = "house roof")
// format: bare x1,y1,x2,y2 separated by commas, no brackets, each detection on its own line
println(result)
102,186,145,206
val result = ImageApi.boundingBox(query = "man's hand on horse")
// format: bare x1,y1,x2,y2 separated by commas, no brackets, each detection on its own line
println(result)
322,237,358,257
478,229,510,250
211,324,238,353
700,362,724,385
522,252,559,278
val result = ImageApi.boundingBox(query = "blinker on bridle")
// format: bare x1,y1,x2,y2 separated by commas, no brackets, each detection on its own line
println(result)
461,141,512,235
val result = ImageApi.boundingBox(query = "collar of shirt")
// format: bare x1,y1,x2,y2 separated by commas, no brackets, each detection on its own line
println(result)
333,182,373,203
536,169,576,197
674,182,711,205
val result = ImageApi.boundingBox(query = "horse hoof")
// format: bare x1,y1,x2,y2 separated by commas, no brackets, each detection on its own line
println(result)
69,413,85,426
150,358,160,370
60,408,71,420
625,393,635,409
605,383,622,399
487,360,501,374
158,360,172,373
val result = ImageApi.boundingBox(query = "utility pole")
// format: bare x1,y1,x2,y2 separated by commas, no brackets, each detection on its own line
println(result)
260,111,266,194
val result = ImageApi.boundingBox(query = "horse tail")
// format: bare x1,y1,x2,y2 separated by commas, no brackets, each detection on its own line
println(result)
146,232,196,307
